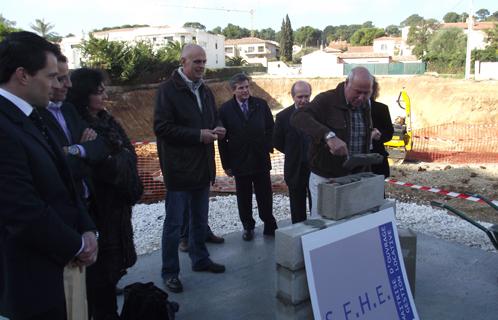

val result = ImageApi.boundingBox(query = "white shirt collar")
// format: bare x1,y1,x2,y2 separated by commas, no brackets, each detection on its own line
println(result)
178,67,203,91
48,101,63,109
0,88,33,116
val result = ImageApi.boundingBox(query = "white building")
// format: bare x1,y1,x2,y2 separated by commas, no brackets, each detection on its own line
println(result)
59,35,85,70
400,21,498,57
441,21,497,50
301,50,343,77
373,36,403,56
60,26,226,69
224,37,279,67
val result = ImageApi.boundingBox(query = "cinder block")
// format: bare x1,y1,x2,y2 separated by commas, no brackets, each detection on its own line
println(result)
275,297,313,320
398,228,417,295
276,265,309,304
317,173,385,220
275,218,337,271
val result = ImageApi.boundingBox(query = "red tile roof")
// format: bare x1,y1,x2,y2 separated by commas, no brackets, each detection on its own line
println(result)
225,37,276,45
346,46,374,53
441,21,498,31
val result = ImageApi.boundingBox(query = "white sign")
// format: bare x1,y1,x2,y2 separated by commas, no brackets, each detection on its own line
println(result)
302,208,419,320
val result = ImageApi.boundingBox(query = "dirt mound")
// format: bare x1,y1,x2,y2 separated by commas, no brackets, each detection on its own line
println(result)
105,76,498,141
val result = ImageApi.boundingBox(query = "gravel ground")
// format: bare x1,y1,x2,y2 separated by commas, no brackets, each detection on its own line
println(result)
132,194,497,255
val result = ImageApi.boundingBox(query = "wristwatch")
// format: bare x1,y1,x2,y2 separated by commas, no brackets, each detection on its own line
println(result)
325,131,336,140
67,145,80,156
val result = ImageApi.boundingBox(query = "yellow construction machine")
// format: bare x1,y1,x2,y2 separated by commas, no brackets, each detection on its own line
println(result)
384,88,413,164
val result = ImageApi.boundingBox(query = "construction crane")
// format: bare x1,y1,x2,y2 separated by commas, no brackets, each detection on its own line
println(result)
156,3,255,36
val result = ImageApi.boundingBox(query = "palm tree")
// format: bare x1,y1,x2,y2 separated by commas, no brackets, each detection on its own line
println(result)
30,18,55,38
157,41,182,63
226,56,248,66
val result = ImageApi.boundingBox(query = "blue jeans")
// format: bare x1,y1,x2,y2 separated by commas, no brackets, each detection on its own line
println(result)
161,186,211,279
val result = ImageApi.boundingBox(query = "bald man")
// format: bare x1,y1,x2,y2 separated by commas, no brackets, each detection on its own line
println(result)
273,81,312,223
290,67,374,218
154,44,226,293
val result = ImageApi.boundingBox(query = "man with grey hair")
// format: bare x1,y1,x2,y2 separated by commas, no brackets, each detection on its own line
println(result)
290,67,374,218
218,73,277,241
273,80,312,223
154,44,226,293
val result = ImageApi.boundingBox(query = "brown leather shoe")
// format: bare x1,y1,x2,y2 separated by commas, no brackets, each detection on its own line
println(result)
206,233,225,244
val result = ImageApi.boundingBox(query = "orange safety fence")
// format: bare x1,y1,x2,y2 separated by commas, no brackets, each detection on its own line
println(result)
406,122,498,163
135,142,286,203
135,122,498,203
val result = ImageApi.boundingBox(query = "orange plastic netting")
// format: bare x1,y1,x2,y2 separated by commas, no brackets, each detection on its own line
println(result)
135,122,498,203
135,142,286,203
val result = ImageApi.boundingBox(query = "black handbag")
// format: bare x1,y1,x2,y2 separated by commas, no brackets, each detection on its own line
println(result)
121,282,179,320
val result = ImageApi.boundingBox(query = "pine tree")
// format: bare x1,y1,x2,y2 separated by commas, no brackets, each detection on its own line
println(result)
279,15,294,62
279,18,287,61
284,14,293,62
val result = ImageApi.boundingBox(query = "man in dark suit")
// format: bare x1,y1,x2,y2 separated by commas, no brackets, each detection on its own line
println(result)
273,81,312,223
218,73,277,241
0,32,98,320
39,54,109,202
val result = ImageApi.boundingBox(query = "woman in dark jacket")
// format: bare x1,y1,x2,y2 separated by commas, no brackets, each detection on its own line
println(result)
66,68,142,319
370,77,394,178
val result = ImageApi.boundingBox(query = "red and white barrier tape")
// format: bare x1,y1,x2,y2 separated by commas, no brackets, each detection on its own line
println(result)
385,178,498,206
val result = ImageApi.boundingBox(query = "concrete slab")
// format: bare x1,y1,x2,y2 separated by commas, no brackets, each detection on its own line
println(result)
114,222,498,320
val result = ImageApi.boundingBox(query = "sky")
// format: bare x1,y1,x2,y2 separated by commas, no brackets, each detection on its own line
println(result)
2,0,497,37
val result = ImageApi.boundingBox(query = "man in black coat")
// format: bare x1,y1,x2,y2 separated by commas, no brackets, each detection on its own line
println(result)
273,81,312,223
370,78,394,178
0,32,98,320
154,44,226,294
218,73,277,241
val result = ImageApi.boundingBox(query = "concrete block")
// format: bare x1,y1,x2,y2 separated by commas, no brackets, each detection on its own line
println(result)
398,228,417,295
275,297,313,320
275,218,337,271
317,173,385,220
275,265,309,304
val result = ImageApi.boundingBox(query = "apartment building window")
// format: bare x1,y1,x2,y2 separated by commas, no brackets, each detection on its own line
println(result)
247,46,255,53
258,46,264,52
225,47,233,53
381,44,387,51
215,42,218,49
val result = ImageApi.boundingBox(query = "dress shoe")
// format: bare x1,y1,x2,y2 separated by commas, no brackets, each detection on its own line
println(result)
192,262,226,273
263,223,278,236
206,233,225,244
165,276,183,293
178,239,189,252
242,229,254,241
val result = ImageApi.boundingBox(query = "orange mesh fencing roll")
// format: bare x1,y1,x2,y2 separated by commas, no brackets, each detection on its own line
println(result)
134,142,287,204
